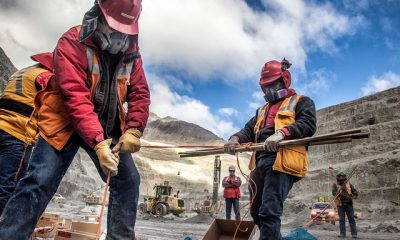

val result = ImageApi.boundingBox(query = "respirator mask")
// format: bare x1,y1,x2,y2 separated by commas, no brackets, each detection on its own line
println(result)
262,79,288,103
94,18,130,54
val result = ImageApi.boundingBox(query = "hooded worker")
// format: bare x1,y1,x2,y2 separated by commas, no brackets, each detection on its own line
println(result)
224,59,317,239
0,53,53,216
0,1,150,239
332,172,359,238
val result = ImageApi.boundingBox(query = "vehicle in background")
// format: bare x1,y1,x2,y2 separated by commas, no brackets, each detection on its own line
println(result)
138,181,186,216
310,202,336,224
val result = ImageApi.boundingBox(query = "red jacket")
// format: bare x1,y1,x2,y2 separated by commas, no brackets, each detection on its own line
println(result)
222,176,241,199
37,26,150,149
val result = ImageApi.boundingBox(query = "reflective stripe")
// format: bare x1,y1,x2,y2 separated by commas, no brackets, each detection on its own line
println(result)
279,94,298,111
118,61,134,77
86,48,94,73
92,64,100,74
13,66,32,95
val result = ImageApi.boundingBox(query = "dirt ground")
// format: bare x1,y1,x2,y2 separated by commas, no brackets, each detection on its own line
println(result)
43,202,399,240
134,216,400,240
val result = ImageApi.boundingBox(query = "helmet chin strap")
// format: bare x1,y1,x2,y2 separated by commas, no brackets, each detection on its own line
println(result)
264,88,288,103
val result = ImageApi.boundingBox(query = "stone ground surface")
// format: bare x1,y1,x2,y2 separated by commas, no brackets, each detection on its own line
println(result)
43,201,399,240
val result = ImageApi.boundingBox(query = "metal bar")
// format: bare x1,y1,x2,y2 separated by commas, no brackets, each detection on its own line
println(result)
179,131,369,158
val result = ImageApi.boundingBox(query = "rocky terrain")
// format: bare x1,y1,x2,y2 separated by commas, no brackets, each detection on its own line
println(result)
285,86,400,227
1,48,398,239
0,47,17,92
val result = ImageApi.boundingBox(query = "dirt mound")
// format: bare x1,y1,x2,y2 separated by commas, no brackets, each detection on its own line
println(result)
183,214,214,224
372,223,400,233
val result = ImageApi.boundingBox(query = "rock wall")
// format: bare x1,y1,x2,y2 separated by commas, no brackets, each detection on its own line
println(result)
0,47,17,92
290,87,400,215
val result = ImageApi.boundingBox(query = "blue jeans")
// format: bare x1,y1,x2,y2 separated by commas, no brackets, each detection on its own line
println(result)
249,155,295,240
0,130,32,216
0,135,140,240
338,205,357,236
225,198,240,220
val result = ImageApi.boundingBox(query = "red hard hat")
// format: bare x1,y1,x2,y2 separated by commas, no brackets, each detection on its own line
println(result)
259,59,292,89
98,0,142,35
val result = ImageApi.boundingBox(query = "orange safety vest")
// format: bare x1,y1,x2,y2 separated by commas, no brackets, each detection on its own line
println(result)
0,65,51,144
36,26,136,150
334,183,352,206
249,94,308,178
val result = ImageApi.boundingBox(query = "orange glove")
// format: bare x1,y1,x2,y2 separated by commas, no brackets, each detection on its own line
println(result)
112,128,142,154
95,139,119,176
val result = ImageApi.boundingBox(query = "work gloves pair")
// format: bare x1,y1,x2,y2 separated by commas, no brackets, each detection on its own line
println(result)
224,131,285,155
94,128,142,176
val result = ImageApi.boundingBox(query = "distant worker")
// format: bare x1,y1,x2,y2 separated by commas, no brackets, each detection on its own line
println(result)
224,58,317,239
222,165,242,221
0,53,53,215
0,1,150,239
333,172,359,238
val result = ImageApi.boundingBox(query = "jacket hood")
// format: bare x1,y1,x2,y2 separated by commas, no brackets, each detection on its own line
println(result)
79,2,139,54
31,52,53,71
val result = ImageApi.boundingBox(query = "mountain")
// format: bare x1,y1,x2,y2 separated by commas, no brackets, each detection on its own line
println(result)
0,47,17,92
143,115,225,145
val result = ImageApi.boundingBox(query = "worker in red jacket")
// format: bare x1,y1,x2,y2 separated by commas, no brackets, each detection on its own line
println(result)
0,1,150,239
222,165,242,221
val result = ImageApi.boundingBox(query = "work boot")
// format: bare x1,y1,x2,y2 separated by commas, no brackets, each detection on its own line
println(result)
352,235,358,238
337,234,345,238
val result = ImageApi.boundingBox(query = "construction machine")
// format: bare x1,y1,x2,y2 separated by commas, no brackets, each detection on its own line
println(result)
138,181,186,216
192,156,222,215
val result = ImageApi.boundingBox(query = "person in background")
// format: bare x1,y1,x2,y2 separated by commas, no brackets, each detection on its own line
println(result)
0,52,53,215
333,172,359,238
222,165,242,221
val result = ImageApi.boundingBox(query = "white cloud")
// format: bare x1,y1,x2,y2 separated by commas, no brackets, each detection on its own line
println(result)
140,0,362,83
1,0,362,84
148,73,239,139
294,68,333,95
362,71,400,96
218,108,238,117
249,91,265,110
0,0,93,68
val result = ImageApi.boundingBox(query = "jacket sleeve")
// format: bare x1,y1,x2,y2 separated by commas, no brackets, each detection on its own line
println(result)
232,115,257,143
54,27,104,148
350,184,359,198
126,57,150,132
285,96,317,139
332,183,338,196
232,177,242,187
222,177,233,188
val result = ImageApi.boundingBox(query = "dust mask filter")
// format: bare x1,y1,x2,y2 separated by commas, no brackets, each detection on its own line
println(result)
94,21,130,54
263,88,288,103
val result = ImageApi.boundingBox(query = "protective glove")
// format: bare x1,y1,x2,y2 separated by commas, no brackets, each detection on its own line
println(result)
95,139,119,176
264,130,285,152
112,128,142,154
224,136,240,155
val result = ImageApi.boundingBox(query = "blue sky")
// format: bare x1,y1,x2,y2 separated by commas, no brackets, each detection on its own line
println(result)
0,0,399,139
